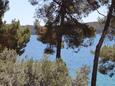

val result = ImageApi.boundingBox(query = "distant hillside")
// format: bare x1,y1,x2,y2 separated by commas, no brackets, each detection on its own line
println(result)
87,22,104,33
23,22,107,35
22,25,36,35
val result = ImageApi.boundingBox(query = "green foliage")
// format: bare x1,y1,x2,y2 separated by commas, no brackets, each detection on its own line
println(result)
97,45,115,77
36,24,95,51
100,45,115,61
31,0,97,57
0,49,71,86
0,48,17,86
38,58,72,86
0,49,89,86
91,45,115,77
91,45,115,61
73,65,90,86
0,20,30,55
0,0,9,25
0,48,17,62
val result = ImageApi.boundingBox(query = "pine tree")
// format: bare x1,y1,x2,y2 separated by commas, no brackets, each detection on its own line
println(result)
0,20,30,55
0,0,30,55
30,0,98,58
91,0,115,86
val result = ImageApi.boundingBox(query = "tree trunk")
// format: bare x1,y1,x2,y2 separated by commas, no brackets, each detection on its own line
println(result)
0,18,2,27
56,0,65,59
56,34,62,59
91,2,114,86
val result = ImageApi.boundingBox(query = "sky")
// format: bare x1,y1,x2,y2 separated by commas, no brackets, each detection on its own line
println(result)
3,0,108,26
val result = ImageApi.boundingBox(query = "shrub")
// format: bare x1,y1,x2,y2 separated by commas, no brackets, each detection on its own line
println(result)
0,48,17,86
100,45,115,61
0,20,30,55
72,65,90,86
98,45,115,77
0,48,17,62
0,49,89,86
0,54,72,86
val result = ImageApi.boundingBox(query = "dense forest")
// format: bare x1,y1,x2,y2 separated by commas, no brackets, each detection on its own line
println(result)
0,0,115,86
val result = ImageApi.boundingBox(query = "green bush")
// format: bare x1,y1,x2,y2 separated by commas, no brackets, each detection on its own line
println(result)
0,48,17,86
98,45,115,77
0,20,30,55
72,65,90,86
100,45,115,61
0,49,89,86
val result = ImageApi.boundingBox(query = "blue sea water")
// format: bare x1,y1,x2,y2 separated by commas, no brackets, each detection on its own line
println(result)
21,34,115,86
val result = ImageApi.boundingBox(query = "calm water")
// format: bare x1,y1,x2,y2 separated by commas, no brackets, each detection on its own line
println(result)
21,34,115,86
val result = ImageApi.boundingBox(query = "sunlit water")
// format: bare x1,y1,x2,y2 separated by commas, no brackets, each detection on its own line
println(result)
20,34,115,86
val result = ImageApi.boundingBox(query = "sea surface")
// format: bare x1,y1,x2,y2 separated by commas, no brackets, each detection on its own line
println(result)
21,34,115,86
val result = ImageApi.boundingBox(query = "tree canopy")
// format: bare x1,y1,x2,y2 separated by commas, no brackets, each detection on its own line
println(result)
29,0,99,58
0,0,9,25
0,20,30,55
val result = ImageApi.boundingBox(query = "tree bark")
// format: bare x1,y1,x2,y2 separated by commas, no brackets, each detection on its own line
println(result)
91,1,114,86
56,34,62,59
0,18,2,27
56,0,65,59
